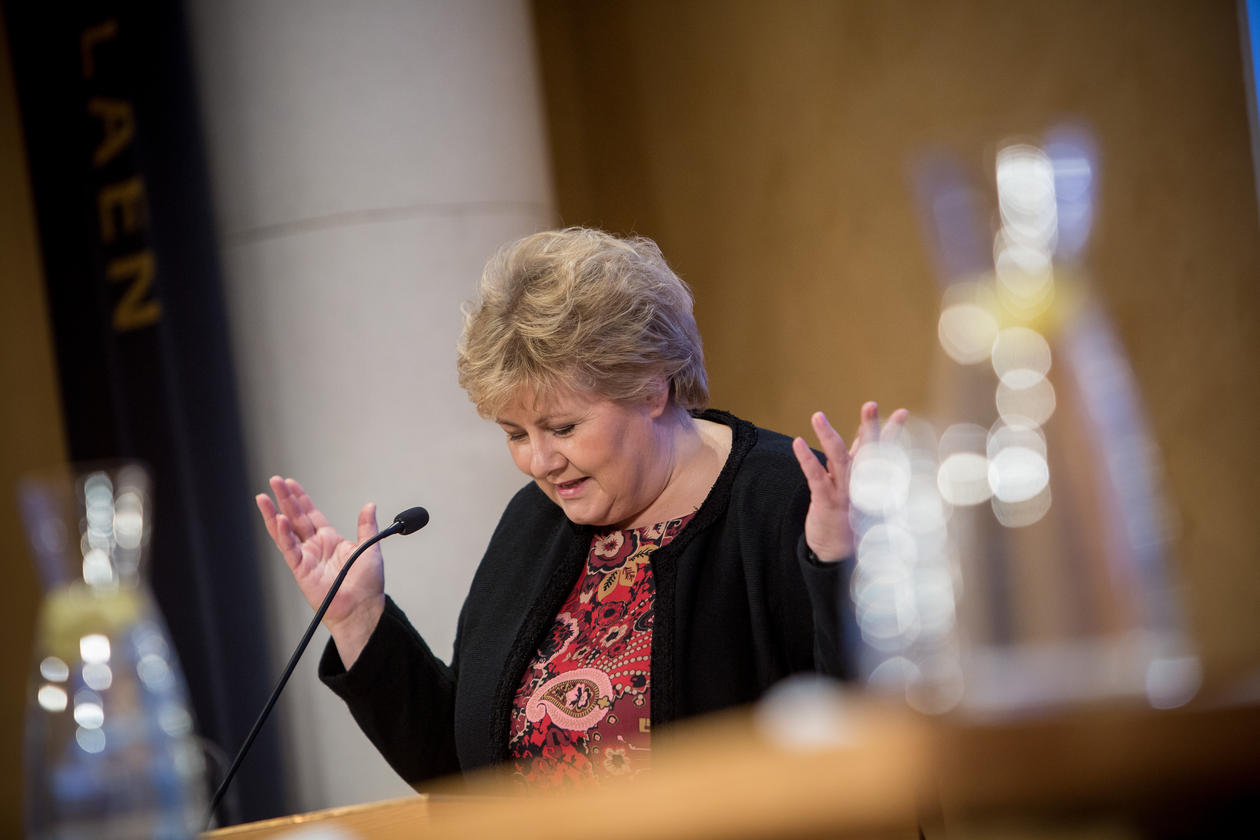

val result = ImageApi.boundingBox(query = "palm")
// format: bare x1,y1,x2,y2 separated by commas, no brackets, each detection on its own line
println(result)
802,477,854,560
256,476,385,630
792,402,908,563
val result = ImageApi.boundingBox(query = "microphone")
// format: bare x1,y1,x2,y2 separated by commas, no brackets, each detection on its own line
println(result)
391,506,430,535
206,506,429,827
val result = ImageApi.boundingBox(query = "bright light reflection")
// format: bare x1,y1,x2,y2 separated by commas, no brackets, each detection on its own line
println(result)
1145,656,1201,710
999,367,1046,391
938,302,998,365
113,491,144,549
858,597,920,650
137,653,174,691
73,701,104,729
995,234,1050,275
852,563,903,605
996,144,1058,248
849,443,912,514
83,474,115,552
849,418,959,709
37,685,68,712
80,634,110,664
996,376,1057,426
82,548,114,587
940,422,989,454
913,569,957,635
991,488,1052,528
134,625,171,659
937,453,991,506
82,662,113,691
40,656,69,682
83,474,113,513
854,566,919,641
994,236,1055,316
992,326,1052,382
987,446,1050,502
988,420,1047,458
866,656,921,694
904,474,949,532
855,525,917,576
159,704,194,737
75,727,106,754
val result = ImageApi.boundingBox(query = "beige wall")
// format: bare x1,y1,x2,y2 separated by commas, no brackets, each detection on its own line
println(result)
0,6,69,836
534,0,1260,685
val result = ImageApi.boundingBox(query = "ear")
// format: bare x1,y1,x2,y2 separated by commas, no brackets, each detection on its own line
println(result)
644,377,671,419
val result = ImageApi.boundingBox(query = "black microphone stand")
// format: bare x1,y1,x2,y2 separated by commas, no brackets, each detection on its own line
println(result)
205,507,427,828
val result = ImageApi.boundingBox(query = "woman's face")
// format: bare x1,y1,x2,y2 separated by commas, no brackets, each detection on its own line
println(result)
495,385,670,529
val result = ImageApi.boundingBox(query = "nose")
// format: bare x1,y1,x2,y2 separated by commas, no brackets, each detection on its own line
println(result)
528,435,564,479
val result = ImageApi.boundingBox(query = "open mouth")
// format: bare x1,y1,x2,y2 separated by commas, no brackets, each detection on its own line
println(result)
555,477,588,498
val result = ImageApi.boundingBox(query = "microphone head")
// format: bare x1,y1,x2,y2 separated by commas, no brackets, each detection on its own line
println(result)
393,506,430,535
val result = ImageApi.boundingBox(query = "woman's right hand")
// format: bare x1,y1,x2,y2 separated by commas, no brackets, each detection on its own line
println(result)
255,476,385,668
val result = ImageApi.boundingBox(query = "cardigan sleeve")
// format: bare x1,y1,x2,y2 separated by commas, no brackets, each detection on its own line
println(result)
728,425,861,687
319,596,460,785
743,424,860,683
796,535,860,680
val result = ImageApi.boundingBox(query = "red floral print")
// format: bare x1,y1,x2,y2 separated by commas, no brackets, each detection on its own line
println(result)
507,512,694,786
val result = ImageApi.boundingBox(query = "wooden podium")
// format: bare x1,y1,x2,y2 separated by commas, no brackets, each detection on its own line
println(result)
203,692,1260,839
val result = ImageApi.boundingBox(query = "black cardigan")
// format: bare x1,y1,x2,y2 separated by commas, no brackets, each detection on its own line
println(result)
319,409,857,785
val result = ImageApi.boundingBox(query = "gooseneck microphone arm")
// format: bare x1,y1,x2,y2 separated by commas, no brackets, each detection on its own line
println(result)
206,506,430,827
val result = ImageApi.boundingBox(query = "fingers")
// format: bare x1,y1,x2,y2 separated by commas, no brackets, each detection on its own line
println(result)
847,403,912,457
286,477,334,533
795,414,851,508
852,401,881,457
268,475,332,541
255,492,278,538
792,434,829,488
259,479,313,571
810,411,851,473
256,492,295,553
883,407,909,446
269,475,309,538
274,513,304,563
356,502,379,547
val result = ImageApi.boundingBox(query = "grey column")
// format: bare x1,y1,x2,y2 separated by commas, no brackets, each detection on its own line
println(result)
188,0,553,811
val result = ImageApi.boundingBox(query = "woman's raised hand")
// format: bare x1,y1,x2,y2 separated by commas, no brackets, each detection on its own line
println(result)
791,402,909,563
255,476,386,667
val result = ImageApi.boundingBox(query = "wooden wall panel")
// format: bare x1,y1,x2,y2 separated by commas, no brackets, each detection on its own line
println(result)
533,0,1260,684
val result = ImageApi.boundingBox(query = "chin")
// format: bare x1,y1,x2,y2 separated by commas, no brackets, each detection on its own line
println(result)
558,501,612,528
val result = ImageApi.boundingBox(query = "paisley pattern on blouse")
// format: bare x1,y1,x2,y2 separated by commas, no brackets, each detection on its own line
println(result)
507,513,694,786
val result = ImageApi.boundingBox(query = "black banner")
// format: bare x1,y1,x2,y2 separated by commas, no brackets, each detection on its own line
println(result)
3,1,287,824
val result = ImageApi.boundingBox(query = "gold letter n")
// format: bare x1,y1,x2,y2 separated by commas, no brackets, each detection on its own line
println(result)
107,250,162,332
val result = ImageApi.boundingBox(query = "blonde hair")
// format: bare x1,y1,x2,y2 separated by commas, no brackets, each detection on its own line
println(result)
457,227,709,418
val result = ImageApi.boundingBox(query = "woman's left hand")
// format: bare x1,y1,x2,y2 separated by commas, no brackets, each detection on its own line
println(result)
792,401,909,563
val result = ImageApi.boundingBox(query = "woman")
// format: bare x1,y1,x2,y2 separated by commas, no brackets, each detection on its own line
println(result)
256,227,905,786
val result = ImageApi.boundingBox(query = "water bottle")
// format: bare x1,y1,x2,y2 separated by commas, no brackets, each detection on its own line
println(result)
853,127,1200,715
20,462,206,839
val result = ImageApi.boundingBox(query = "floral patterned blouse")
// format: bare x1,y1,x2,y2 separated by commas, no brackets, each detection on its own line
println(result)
507,512,695,786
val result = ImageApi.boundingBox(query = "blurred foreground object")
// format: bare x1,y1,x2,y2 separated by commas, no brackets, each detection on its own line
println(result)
21,462,206,839
851,125,1200,715
199,681,1260,839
